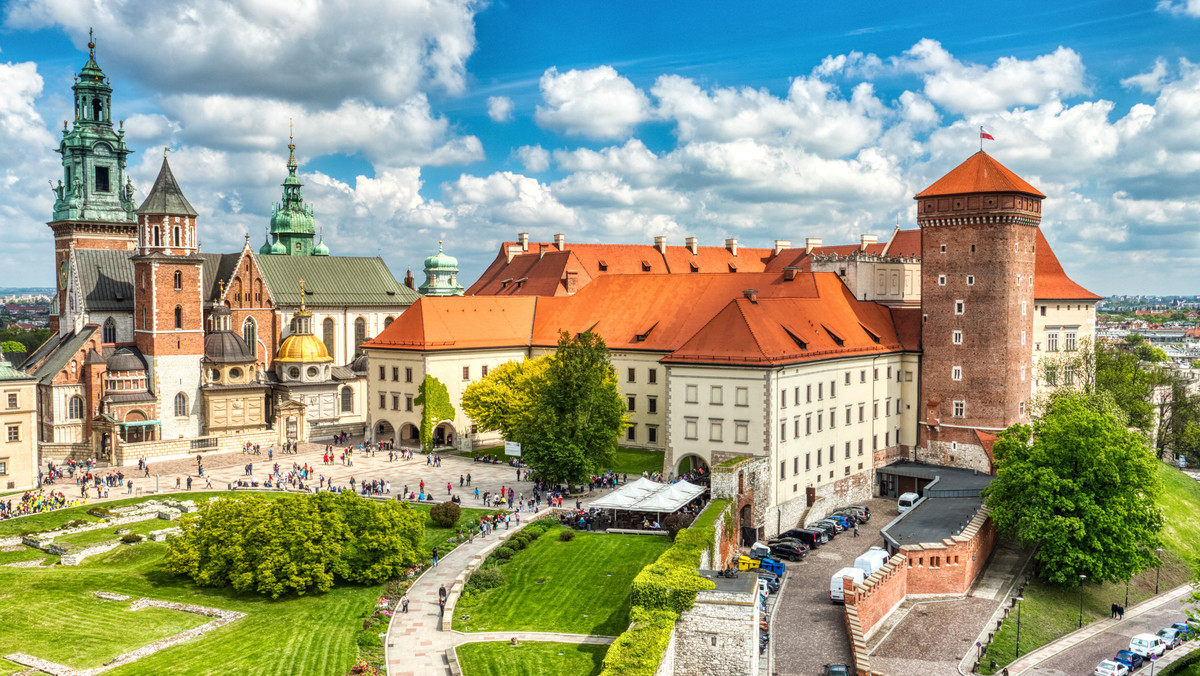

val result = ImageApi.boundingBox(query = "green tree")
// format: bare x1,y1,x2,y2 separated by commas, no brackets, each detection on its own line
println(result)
461,356,552,441
983,392,1164,587
325,492,423,584
0,327,50,354
515,331,626,484
1,340,25,354
414,374,455,453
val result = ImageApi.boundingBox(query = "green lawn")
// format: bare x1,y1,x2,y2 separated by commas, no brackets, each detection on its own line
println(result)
980,463,1200,673
456,641,607,676
601,447,665,476
422,504,498,554
452,526,669,636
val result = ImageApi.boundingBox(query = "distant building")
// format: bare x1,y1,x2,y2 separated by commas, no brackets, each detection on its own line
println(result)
0,356,37,490
418,242,465,297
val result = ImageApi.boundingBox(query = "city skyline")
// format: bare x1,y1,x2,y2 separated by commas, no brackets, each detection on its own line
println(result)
0,0,1197,294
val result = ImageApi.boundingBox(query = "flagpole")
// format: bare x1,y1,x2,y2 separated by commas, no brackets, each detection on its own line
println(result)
980,126,983,153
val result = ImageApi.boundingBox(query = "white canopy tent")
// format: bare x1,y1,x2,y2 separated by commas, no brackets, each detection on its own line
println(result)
591,479,707,514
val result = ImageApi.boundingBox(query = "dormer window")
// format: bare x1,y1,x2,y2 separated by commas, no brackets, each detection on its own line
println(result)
641,261,651,272
598,260,608,272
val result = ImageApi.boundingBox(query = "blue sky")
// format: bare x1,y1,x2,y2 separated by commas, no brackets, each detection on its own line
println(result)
1,0,1198,294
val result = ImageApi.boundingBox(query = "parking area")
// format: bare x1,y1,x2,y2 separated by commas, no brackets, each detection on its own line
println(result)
771,497,897,676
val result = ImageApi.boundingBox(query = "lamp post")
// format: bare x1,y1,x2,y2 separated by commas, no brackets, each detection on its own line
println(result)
1125,579,1130,612
1078,574,1088,629
1014,596,1025,658
1155,548,1164,595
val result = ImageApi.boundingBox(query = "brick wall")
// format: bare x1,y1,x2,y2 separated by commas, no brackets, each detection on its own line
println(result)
901,507,996,596
844,552,907,638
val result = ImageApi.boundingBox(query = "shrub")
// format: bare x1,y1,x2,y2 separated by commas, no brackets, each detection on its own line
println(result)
120,533,144,544
429,501,461,528
599,607,678,676
507,536,526,551
87,508,113,519
662,513,690,540
558,529,576,542
493,546,515,560
465,565,506,592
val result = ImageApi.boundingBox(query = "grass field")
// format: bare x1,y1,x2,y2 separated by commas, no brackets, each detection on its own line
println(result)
452,526,669,636
0,491,484,676
455,641,607,676
980,463,1200,673
601,447,666,476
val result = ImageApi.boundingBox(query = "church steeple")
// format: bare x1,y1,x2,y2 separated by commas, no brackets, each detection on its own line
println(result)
265,123,319,256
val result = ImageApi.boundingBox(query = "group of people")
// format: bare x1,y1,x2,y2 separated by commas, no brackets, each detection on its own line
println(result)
0,489,79,520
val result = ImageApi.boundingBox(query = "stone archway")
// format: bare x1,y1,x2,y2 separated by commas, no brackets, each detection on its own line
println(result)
675,454,710,483
434,421,456,448
399,423,419,446
374,420,395,444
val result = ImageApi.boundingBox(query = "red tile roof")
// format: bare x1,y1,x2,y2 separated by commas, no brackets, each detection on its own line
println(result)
1034,230,1100,301
363,296,537,351
916,151,1045,199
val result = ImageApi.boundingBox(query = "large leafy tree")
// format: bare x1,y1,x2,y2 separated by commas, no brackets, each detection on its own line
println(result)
414,374,455,453
515,331,626,484
983,392,1164,587
461,355,552,441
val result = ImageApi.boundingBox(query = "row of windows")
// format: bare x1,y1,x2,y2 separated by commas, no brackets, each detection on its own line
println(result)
381,366,416,383
380,392,415,412
624,424,659,444
1043,327,1079,352
625,368,659,384
682,418,749,443
778,432,898,480
626,395,658,414
782,399,902,440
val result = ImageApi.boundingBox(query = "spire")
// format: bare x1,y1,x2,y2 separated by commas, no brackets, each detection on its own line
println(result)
138,156,198,217
287,118,298,173
298,278,306,313
88,28,95,59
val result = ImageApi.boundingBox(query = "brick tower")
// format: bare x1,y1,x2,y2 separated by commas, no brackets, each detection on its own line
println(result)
916,151,1044,471
132,155,205,439
48,33,138,330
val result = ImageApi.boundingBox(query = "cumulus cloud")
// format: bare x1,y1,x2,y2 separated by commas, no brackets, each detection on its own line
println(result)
1157,0,1200,16
1122,58,1171,93
487,95,514,122
514,145,550,173
535,65,652,140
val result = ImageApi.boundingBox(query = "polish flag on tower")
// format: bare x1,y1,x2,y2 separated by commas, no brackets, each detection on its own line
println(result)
980,126,995,141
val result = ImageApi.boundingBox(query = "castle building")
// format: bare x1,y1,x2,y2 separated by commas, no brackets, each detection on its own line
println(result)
0,356,38,490
418,242,464,297
21,40,418,465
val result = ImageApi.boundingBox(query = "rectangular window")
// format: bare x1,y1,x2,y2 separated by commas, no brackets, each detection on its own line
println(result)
1046,329,1059,352
405,395,413,412
379,393,386,409
5,425,17,442
737,422,749,444
648,369,657,384
829,409,836,428
392,367,399,381
627,395,636,412
845,406,851,425
405,367,413,382
818,383,823,400
817,414,823,432
627,368,636,383
736,387,749,406
858,439,863,456
858,404,865,422
938,274,946,286
647,426,658,443
1021,301,1027,315
5,393,15,409
794,417,800,437
953,400,965,417
874,368,879,381
794,457,799,475
873,435,878,450
952,366,962,381
1065,328,1078,351
844,442,851,459
860,370,866,383
806,384,812,403
648,397,657,414
482,365,489,377
1020,365,1026,381
709,421,723,442
817,448,823,466
952,330,963,345
462,366,470,381
887,366,892,379
940,243,946,254
1041,305,1047,316
780,389,787,408
885,399,891,416
95,166,110,192
1019,401,1026,416
685,418,698,440
1065,365,1076,385
955,300,965,315
845,466,851,477
873,401,879,419
710,386,723,405
379,366,385,380
829,446,835,463
685,384,698,403
626,426,636,441
967,275,975,286
830,381,837,398
1021,331,1026,346
844,372,851,385
391,395,400,411
0,459,6,475
806,453,811,471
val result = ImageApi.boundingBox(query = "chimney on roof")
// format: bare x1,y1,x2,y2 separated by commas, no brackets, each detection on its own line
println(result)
554,233,565,250
805,238,822,254
654,236,667,254
725,238,738,256
685,236,698,255
743,289,758,304
774,240,791,256
505,245,522,264
860,234,878,252
518,232,529,252
783,267,799,282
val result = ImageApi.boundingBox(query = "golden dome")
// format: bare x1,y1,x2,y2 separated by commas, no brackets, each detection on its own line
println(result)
275,332,333,363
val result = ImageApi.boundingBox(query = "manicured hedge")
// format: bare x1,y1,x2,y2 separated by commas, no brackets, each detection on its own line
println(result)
597,607,678,676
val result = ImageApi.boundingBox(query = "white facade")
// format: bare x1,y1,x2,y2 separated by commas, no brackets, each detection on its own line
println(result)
152,354,203,439
1031,300,1099,401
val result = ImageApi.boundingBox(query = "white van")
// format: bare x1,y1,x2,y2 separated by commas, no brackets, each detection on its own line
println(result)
830,566,865,603
1129,632,1167,659
897,492,920,513
854,547,890,577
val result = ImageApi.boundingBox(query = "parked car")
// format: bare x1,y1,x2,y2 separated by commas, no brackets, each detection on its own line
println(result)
898,492,920,513
1094,660,1129,676
822,666,852,676
1129,632,1167,659
769,542,807,562
1112,650,1144,671
807,522,838,539
847,504,872,521
815,518,846,533
766,539,809,556
1170,621,1198,640
854,547,891,577
829,567,865,603
833,508,868,524
1157,627,1183,650
823,514,855,530
780,528,827,547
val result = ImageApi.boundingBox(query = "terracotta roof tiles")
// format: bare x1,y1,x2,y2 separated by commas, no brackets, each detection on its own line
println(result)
916,151,1045,199
363,296,537,351
1034,230,1100,301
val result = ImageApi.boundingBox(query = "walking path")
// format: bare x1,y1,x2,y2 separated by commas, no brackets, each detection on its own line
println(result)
1006,583,1195,674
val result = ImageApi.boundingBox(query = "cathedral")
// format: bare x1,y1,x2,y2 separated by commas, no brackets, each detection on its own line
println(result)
20,39,420,464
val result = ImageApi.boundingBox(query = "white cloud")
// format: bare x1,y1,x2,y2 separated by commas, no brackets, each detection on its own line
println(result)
1157,0,1200,17
487,96,514,122
1122,58,1171,94
535,65,652,140
514,145,550,173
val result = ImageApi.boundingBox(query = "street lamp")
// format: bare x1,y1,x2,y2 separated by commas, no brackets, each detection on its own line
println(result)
1156,548,1164,595
1125,578,1130,612
1079,574,1088,629
1014,596,1025,658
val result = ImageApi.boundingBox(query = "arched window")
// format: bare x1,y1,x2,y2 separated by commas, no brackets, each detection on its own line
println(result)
174,392,188,417
242,318,257,358
323,318,336,357
92,97,103,121
174,305,183,330
173,225,181,247
354,317,366,356
153,227,161,247
384,316,394,329
173,270,182,291
102,317,116,343
68,395,84,420
341,387,353,413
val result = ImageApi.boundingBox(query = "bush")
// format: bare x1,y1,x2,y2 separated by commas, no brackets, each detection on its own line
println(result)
599,607,679,676
662,513,690,540
429,501,461,528
493,546,515,560
120,533,144,544
87,508,113,519
507,536,526,551
558,529,576,542
465,565,506,592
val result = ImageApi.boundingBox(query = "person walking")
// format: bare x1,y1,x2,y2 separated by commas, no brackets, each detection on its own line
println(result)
431,546,439,567
853,523,860,537
401,594,409,613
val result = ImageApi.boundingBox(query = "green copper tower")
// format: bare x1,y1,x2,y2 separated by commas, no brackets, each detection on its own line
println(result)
261,127,319,256
51,30,137,224
418,242,465,296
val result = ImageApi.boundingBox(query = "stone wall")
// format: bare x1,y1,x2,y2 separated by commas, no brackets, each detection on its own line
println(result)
655,629,676,676
915,438,990,474
673,586,759,676
115,428,278,466
697,500,735,570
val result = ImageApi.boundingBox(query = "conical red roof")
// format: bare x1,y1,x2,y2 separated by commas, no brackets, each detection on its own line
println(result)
916,151,1044,199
